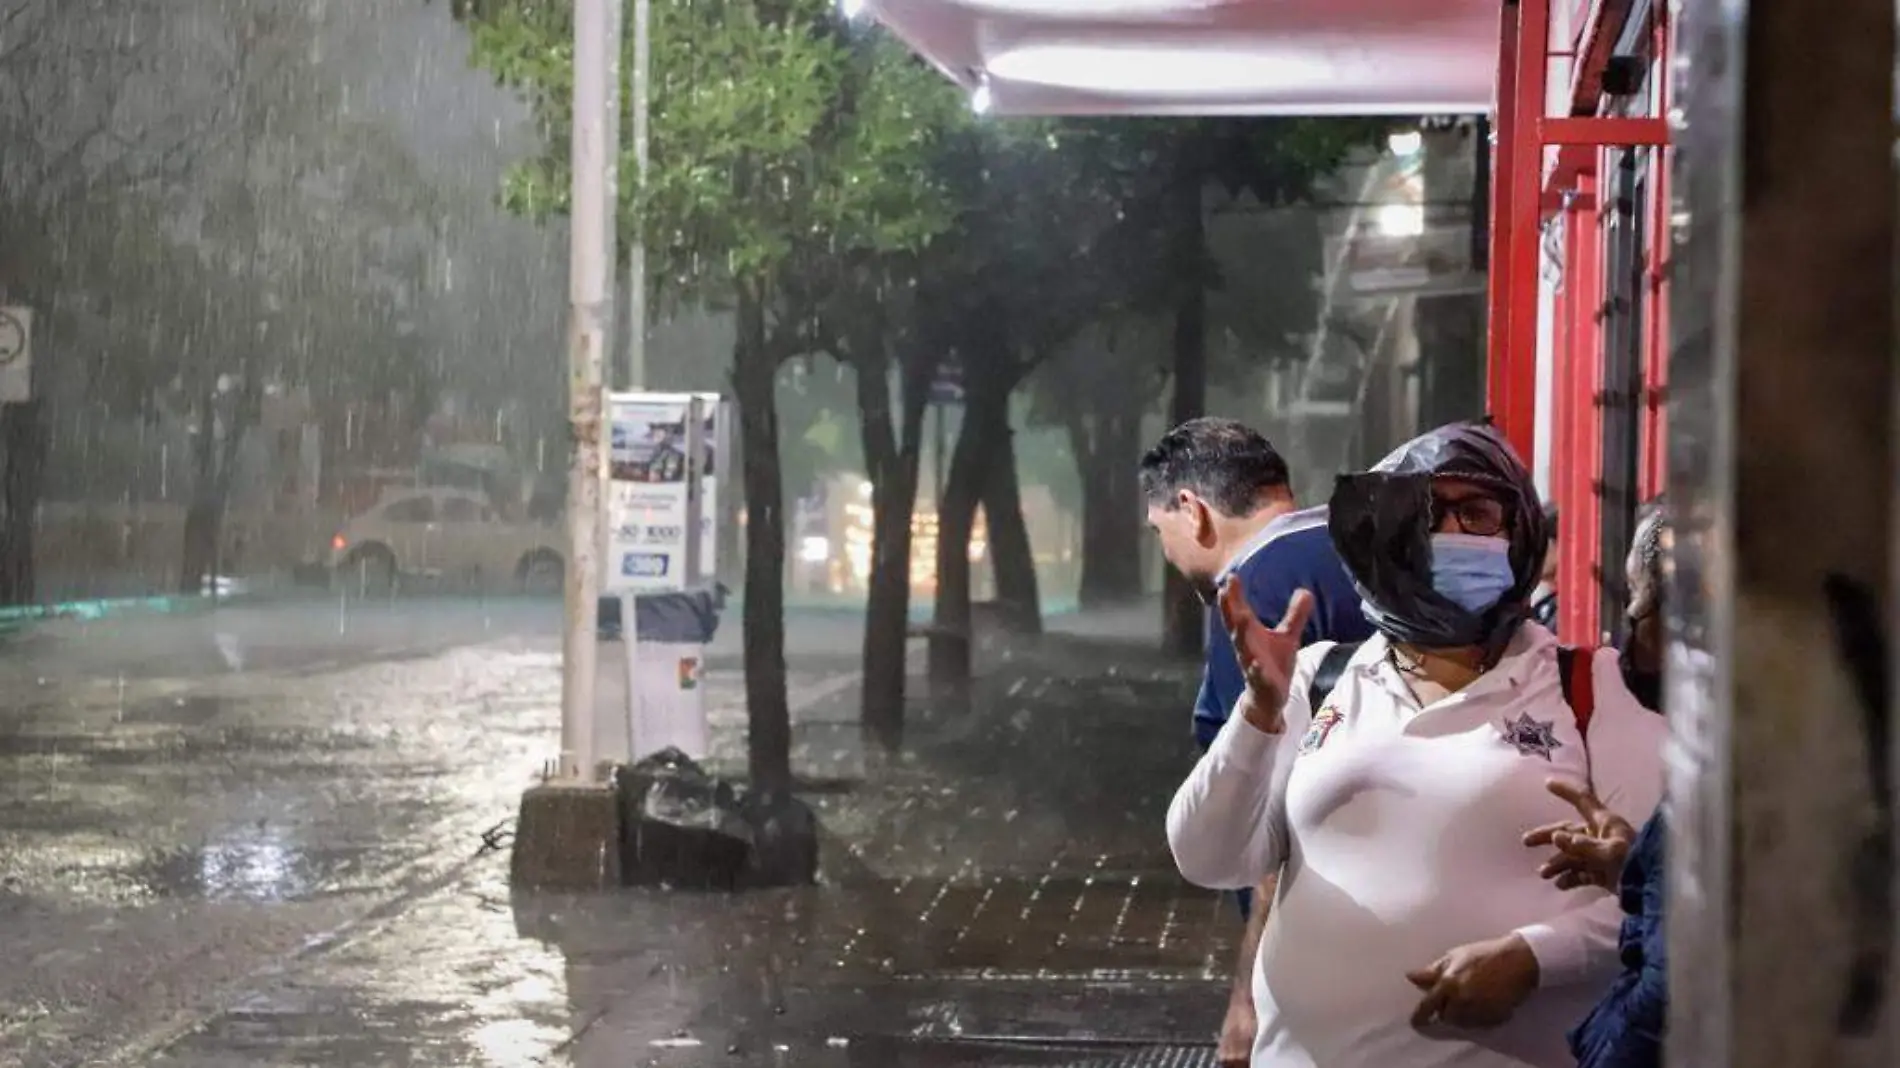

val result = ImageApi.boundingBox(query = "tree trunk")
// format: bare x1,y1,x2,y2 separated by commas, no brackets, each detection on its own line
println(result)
733,287,793,794
0,401,43,606
857,355,928,752
930,384,999,699
179,392,224,596
1163,176,1209,657
1071,411,1146,608
981,417,1041,634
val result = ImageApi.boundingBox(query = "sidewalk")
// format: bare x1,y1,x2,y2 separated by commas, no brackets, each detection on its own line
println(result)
570,625,1236,1066
125,618,1236,1067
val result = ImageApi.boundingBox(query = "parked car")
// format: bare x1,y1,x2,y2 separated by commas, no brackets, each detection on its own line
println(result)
331,488,564,597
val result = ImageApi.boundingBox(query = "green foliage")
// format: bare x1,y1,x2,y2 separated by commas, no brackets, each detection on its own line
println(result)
456,0,965,315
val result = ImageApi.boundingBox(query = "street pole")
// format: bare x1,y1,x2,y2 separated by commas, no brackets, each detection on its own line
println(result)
624,0,650,391
559,0,622,783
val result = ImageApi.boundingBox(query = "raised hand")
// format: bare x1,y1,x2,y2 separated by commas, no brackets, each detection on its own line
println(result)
1522,778,1636,890
1219,581,1315,735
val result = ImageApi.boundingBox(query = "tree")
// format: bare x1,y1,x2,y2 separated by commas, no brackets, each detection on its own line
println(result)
1028,315,1167,608
0,0,443,600
914,125,1146,693
1029,193,1335,610
168,3,443,594
1068,118,1387,654
452,0,960,791
0,0,228,603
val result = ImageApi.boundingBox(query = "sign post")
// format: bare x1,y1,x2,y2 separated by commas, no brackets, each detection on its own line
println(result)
604,391,724,763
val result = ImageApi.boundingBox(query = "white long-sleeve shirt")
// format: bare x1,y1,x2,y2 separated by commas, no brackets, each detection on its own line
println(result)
1167,625,1665,1068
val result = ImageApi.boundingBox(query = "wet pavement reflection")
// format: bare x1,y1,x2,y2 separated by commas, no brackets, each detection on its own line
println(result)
1,604,1228,1066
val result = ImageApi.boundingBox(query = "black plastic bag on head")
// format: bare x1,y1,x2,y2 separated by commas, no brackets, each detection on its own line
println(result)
1327,420,1549,664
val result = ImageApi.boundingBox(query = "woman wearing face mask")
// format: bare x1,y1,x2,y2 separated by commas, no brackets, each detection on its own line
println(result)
1167,422,1666,1068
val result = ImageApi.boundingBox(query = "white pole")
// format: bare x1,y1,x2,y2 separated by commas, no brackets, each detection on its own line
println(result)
561,0,622,782
624,0,650,391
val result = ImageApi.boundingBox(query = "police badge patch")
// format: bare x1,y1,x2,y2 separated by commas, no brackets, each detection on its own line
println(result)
1500,712,1563,760
1299,707,1344,755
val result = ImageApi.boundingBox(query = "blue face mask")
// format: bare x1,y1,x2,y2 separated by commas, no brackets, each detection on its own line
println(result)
1429,533,1517,614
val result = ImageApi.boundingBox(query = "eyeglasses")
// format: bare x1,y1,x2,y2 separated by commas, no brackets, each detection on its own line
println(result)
1432,493,1509,537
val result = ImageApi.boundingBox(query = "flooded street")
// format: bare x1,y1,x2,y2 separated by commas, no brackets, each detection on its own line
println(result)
0,605,1230,1067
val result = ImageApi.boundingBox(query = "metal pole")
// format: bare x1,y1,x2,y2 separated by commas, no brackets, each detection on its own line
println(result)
560,0,622,782
624,0,651,391
683,395,704,585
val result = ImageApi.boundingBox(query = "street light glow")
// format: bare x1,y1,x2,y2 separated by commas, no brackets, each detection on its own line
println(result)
971,80,994,115
1375,202,1426,238
1387,130,1423,157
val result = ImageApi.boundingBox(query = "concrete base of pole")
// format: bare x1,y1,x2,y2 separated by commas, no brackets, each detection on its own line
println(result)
509,781,621,892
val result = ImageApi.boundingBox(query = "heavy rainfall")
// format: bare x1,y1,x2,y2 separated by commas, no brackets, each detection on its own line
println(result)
0,0,1490,1064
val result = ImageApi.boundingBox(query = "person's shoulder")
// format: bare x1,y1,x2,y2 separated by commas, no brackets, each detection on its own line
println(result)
1238,510,1335,574
1580,646,1667,737
1242,521,1352,602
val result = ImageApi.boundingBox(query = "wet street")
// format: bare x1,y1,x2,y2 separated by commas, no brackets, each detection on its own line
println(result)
0,600,1231,1067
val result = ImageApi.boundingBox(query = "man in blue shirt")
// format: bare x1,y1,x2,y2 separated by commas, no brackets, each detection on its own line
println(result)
1139,417,1372,1067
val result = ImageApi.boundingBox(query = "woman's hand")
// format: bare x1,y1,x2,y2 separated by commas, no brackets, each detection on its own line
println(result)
1407,934,1541,1030
1523,779,1636,890
1219,581,1315,735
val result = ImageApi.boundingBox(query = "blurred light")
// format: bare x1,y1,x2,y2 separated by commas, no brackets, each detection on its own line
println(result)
1374,202,1426,238
331,533,347,551
799,535,830,564
856,479,873,500
985,45,1329,96
1387,130,1424,157
839,0,867,19
971,80,994,115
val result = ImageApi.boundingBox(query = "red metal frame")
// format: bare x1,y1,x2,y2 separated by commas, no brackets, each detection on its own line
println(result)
1495,0,1550,460
1485,0,1522,449
1638,16,1672,499
1488,0,1672,643
1557,168,1605,644
1540,117,1670,146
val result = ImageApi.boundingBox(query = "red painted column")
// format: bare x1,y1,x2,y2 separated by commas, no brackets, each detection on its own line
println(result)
1499,0,1551,460
1555,166,1604,645
1639,15,1672,499
1551,188,1581,640
1486,0,1521,437
1574,156,1605,644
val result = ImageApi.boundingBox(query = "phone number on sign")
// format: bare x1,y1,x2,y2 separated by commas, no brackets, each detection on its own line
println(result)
620,553,670,578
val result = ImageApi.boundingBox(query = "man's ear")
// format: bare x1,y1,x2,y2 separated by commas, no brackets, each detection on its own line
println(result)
1184,494,1219,547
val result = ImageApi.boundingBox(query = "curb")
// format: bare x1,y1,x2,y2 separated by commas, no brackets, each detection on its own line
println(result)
0,587,277,627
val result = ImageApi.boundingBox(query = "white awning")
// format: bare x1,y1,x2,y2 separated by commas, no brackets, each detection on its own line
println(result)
865,0,1501,116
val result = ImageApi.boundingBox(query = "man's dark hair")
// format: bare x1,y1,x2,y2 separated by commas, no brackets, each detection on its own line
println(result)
1628,494,1669,617
1138,417,1291,517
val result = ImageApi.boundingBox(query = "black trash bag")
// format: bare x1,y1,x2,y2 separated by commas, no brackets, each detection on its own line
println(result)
615,748,752,890
1327,420,1549,665
597,584,727,642
737,789,820,890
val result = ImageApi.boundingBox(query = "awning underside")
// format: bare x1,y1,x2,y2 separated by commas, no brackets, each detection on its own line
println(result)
868,0,1501,116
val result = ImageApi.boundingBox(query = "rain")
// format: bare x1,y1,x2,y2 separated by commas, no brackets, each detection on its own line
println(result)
0,0,1487,1064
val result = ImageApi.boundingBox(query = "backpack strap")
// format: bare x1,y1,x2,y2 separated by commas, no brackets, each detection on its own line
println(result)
1307,641,1362,712
1557,645,1596,741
